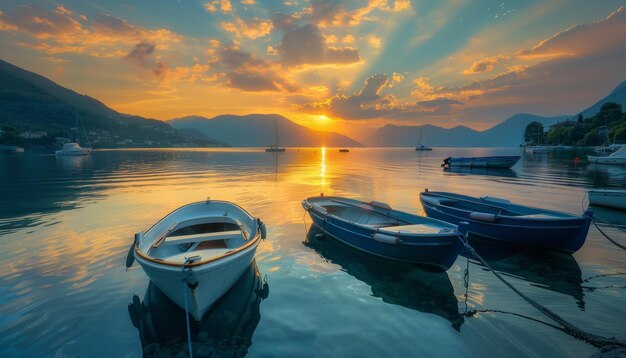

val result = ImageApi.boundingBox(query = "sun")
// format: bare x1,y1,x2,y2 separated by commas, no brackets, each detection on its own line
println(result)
316,115,331,122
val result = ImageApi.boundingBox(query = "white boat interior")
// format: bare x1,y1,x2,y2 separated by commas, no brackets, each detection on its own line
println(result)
307,197,455,234
138,201,257,265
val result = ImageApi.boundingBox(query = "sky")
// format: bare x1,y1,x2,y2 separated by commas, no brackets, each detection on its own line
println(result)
1,0,625,140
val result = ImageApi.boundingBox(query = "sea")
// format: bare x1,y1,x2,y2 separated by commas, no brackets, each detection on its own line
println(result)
1,147,625,357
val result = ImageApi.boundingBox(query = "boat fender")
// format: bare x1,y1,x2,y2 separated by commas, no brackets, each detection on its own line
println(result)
373,233,400,244
125,232,142,269
469,212,497,222
259,219,267,240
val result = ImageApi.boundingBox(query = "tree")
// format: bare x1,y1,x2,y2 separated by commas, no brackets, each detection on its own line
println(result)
577,113,583,124
524,121,544,145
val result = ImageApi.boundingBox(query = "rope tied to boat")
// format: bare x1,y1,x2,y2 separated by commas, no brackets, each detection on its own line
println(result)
181,256,199,358
457,231,626,349
591,221,626,251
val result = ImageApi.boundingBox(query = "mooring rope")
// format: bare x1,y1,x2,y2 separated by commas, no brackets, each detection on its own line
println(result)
458,234,626,349
592,221,626,250
182,279,194,358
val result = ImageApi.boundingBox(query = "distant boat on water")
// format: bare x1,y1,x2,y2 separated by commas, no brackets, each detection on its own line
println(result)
339,148,349,152
415,127,432,151
265,119,286,152
442,156,520,169
526,146,549,154
588,189,626,210
587,147,626,165
0,145,24,153
55,112,92,156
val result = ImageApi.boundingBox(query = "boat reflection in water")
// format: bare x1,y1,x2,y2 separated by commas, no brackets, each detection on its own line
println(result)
128,261,268,357
462,241,584,309
303,226,464,330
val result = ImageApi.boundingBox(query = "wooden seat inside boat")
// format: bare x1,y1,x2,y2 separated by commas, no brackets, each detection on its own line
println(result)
162,230,243,246
164,248,233,264
379,224,446,234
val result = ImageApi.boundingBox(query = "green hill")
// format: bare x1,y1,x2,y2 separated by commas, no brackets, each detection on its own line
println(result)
0,59,224,149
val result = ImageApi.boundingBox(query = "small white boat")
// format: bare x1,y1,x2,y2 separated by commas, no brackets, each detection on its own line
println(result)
55,142,92,156
587,147,626,165
588,189,626,210
56,111,92,156
129,200,266,321
526,146,549,154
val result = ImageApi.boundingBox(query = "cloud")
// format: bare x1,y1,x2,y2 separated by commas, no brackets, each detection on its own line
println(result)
241,0,255,4
300,73,461,120
221,18,273,39
204,0,232,13
125,41,155,66
389,72,403,87
211,45,299,92
277,24,361,67
463,55,509,74
517,6,625,60
0,5,182,54
307,0,412,28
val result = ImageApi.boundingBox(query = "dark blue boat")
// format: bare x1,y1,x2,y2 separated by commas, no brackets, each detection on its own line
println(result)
302,196,464,270
442,155,520,169
419,190,593,253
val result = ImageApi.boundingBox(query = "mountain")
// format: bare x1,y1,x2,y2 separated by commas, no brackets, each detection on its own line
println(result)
366,81,626,147
0,59,223,148
367,124,482,147
170,114,363,147
580,80,626,118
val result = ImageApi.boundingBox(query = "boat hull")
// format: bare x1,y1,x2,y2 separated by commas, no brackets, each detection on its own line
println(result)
420,193,591,253
135,240,258,321
587,155,626,165
588,190,626,210
55,149,92,156
443,156,520,169
303,199,462,270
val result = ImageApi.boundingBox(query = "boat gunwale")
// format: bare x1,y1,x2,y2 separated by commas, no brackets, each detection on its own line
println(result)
420,192,587,222
135,200,261,268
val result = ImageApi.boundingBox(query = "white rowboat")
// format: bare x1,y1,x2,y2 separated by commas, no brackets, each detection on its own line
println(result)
588,189,626,211
131,200,266,321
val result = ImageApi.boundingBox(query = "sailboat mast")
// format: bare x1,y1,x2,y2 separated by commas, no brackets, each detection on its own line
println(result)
274,119,279,147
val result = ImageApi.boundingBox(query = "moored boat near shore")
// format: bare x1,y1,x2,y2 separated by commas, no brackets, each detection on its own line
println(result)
419,190,593,253
442,155,520,169
588,189,626,211
130,200,266,321
587,147,626,165
302,195,464,270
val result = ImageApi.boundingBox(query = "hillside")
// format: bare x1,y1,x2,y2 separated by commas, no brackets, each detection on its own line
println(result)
170,114,363,147
0,59,223,148
366,81,626,147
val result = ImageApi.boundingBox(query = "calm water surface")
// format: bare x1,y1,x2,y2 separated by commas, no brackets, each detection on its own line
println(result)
1,148,625,357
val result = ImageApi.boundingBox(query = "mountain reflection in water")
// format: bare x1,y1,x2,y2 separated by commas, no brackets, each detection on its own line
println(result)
128,261,268,357
303,225,464,330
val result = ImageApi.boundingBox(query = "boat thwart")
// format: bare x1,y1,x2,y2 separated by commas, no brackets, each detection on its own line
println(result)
588,189,626,211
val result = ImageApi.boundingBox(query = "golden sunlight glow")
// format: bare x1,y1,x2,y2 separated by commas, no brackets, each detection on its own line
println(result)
320,147,326,190
317,114,331,122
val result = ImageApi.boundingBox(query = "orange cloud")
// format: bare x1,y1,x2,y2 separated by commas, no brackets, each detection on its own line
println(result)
463,55,509,74
221,18,273,39
204,0,232,13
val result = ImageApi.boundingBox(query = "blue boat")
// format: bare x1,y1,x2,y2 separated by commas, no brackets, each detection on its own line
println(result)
442,155,520,169
302,196,465,270
419,190,593,253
